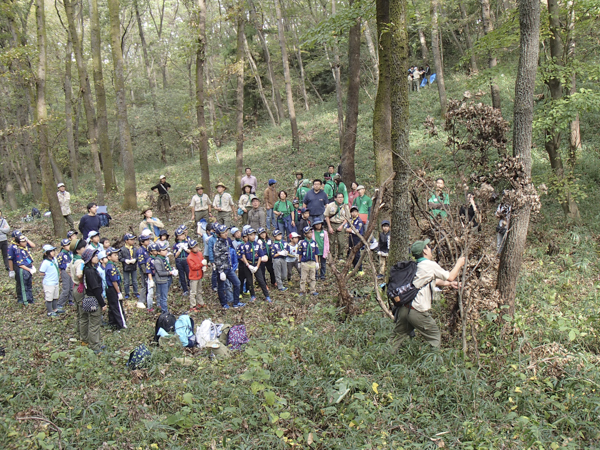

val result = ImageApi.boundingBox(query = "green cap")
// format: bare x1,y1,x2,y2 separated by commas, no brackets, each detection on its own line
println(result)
410,239,431,258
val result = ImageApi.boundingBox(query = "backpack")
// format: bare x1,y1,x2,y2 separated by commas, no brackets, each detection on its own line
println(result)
175,315,197,348
227,325,249,350
154,312,177,342
98,213,112,228
31,207,41,219
127,344,151,369
387,261,423,309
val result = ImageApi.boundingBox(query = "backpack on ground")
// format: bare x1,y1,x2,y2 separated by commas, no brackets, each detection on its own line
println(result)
227,325,249,350
127,344,151,369
175,315,197,348
387,261,421,309
154,312,177,343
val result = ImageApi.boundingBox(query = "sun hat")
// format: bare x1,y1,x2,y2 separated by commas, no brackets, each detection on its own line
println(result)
410,239,431,258
82,248,98,264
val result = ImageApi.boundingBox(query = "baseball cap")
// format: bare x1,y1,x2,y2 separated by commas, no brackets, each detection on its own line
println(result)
289,232,300,239
231,227,240,235
356,185,365,190
139,235,150,242
57,183,65,188
105,247,119,256
246,228,256,235
312,218,323,226
303,226,313,234
124,233,136,240
159,175,166,179
257,227,266,235
268,179,276,185
12,230,22,238
97,250,107,260
381,220,391,227
42,244,56,252
410,239,431,258
67,230,78,238
189,239,198,248
61,239,71,247
272,230,282,237
300,208,308,213
350,205,359,212
87,230,99,238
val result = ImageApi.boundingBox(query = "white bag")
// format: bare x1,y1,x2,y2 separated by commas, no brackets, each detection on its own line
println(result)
196,319,214,349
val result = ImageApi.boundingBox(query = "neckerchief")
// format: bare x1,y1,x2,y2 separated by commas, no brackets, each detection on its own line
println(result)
157,255,172,271
416,257,427,263
304,239,313,261
48,257,60,278
109,262,122,282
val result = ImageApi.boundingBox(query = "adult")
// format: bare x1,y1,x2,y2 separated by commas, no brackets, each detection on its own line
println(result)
57,183,75,229
428,178,450,218
323,174,337,203
139,207,165,239
295,179,311,204
345,205,365,269
391,239,465,349
79,203,100,240
189,184,212,225
459,192,480,229
264,179,278,231
327,165,338,178
352,185,373,224
248,197,266,231
151,175,171,221
212,182,236,227
302,179,329,223
496,199,511,255
324,193,350,261
0,209,10,271
273,191,295,240
240,167,258,194
238,185,254,226
333,174,348,204
81,248,106,353
348,181,359,206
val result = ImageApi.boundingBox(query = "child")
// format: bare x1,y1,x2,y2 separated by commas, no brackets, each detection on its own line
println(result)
39,245,61,317
297,208,311,239
377,220,390,278
67,230,78,242
257,227,276,286
236,228,250,296
271,230,289,291
239,228,270,303
158,230,170,247
57,238,74,308
312,219,329,281
286,232,301,282
100,237,111,251
96,250,108,299
292,199,301,231
186,239,206,311
345,205,365,270
298,227,320,297
136,235,152,309
105,247,127,329
213,224,243,309
87,231,101,250
119,233,139,300
154,242,176,313
173,226,191,296
205,223,218,292
146,243,159,311
15,235,36,305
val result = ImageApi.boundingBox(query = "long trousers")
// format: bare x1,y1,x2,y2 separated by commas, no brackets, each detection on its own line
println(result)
58,269,73,308
122,270,138,296
273,258,287,290
300,261,317,293
80,307,102,351
175,258,190,293
106,286,127,329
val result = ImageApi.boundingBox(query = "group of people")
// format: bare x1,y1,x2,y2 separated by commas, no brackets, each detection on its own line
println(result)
408,65,431,92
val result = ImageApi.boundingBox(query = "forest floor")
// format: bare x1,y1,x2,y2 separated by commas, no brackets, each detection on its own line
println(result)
1,76,600,449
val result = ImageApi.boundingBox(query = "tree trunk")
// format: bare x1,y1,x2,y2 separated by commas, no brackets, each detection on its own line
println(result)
35,0,65,237
290,21,310,111
497,0,540,316
64,36,78,194
341,0,361,185
430,0,447,117
134,0,168,165
0,120,18,209
480,0,501,109
244,34,277,126
275,0,300,152
249,0,284,124
363,20,379,85
235,14,245,198
373,0,393,188
196,0,211,197
107,0,137,209
459,2,478,73
49,153,63,185
389,0,411,263
64,0,105,204
567,0,580,167
89,0,117,192
412,0,429,65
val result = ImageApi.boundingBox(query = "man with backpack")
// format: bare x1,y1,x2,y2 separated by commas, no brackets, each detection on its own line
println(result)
390,239,465,349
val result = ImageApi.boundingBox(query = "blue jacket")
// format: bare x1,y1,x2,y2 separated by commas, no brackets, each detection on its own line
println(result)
206,235,217,263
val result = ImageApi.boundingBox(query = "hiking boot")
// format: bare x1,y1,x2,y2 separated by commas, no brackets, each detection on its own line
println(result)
222,304,230,310
134,293,140,299
233,303,246,308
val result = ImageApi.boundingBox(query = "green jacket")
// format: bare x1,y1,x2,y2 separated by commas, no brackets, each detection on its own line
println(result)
428,192,450,218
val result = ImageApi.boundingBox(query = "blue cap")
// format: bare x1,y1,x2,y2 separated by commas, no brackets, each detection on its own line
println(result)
158,242,169,251
312,218,323,226
97,250,107,260
293,199,299,204
247,228,256,235
124,233,136,240
272,230,282,237
303,226,313,234
149,243,159,252
67,230,78,238
61,238,71,247
268,179,276,185
12,230,22,238
257,227,266,235
381,220,390,227
87,230,99,238
139,234,150,242
159,230,169,237
188,239,198,248
231,227,240,235
105,247,119,256
300,208,308,213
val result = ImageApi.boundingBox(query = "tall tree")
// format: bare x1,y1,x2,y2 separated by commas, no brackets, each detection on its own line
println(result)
340,0,361,184
480,0,501,109
235,12,246,198
274,0,300,151
195,0,211,196
107,0,137,209
35,0,65,237
430,0,447,117
373,0,393,187
89,0,117,191
497,0,540,315
63,0,105,204
244,34,277,126
567,0,581,163
363,20,379,84
412,0,429,64
63,34,78,194
388,0,411,263
459,3,477,74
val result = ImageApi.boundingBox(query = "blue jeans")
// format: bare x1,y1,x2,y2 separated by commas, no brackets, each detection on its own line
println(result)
309,214,324,224
266,209,276,230
277,215,294,241
217,268,241,307
211,267,218,290
175,258,190,293
156,282,169,312
123,270,138,296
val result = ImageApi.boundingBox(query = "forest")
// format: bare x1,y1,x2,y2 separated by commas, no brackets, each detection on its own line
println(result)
1,0,600,447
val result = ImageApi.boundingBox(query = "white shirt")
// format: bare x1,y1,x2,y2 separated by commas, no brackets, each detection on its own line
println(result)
411,259,449,313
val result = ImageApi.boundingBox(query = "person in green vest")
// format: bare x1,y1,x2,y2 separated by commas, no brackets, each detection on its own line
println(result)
312,218,329,280
352,185,373,224
428,178,450,218
295,179,311,204
273,190,295,241
333,174,348,204
323,174,337,203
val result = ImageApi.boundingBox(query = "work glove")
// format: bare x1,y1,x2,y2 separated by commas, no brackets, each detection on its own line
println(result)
30,267,37,275
249,265,258,274
202,266,207,272
148,280,155,289
201,259,207,266
129,259,137,264
180,243,188,251
316,263,320,270
118,293,124,301
171,269,179,277
77,283,84,294
220,272,226,281
9,271,15,278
